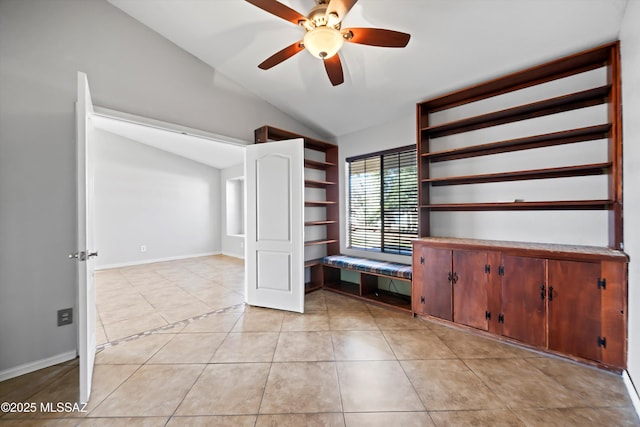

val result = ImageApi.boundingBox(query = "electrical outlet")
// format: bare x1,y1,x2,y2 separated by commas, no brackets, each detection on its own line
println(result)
140,245,147,252
57,308,73,326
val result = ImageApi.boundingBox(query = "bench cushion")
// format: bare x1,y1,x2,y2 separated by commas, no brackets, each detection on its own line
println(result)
322,255,412,280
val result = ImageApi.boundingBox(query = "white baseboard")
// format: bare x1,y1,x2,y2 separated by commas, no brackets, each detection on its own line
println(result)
95,251,222,270
623,370,640,419
0,350,77,382
221,251,244,260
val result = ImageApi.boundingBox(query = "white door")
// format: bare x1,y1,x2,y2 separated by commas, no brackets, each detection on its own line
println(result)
75,72,97,404
245,139,305,313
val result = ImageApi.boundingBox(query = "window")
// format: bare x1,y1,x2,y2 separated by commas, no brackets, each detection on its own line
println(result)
347,146,418,255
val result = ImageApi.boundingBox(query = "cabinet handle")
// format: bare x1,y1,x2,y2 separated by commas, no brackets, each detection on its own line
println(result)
548,286,554,301
540,284,545,300
452,272,458,284
447,272,452,283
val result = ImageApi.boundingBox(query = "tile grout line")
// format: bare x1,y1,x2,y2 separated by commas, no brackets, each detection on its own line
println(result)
96,304,246,353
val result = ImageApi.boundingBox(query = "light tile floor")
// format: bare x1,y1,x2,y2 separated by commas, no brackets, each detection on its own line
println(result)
1,256,638,426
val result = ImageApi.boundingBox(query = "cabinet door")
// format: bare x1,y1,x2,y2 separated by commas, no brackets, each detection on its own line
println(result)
422,247,453,320
452,250,489,330
500,255,546,347
548,260,602,362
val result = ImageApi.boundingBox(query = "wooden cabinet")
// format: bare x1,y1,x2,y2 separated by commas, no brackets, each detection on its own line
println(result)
547,259,603,363
412,237,628,370
453,250,490,331
413,246,452,320
498,255,546,348
413,247,491,329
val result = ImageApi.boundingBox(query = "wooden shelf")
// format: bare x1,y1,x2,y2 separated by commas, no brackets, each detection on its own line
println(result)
304,259,323,268
305,200,337,207
361,290,412,312
324,280,360,297
305,220,337,226
305,239,339,246
305,283,323,293
305,179,336,188
254,124,337,152
423,124,611,162
304,159,336,170
416,42,622,247
425,162,612,186
423,200,614,211
421,85,610,138
420,42,613,113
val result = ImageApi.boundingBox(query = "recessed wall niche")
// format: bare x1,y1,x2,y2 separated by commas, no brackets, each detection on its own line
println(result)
226,177,244,236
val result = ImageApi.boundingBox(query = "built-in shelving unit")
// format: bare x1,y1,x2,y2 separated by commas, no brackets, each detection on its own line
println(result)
416,41,623,248
254,125,339,292
322,267,412,313
412,42,627,370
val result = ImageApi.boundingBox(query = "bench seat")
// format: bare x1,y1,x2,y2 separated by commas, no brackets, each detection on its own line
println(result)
322,255,412,280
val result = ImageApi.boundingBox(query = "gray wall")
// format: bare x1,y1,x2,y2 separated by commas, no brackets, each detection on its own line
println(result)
94,130,221,268
620,0,640,405
0,0,324,375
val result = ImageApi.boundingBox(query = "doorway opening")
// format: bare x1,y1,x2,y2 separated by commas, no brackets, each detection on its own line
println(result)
90,108,248,345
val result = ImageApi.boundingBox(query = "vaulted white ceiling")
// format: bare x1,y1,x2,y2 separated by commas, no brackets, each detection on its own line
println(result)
107,0,627,138
92,114,246,169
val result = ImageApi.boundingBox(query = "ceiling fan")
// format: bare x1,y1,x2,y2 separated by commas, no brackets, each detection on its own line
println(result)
245,0,411,86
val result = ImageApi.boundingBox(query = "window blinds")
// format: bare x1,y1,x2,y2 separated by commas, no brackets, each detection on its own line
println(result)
348,146,417,255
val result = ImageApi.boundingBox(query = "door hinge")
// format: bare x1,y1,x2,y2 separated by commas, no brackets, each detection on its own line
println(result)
69,251,87,261
420,256,424,265
485,310,491,320
485,264,490,274
498,314,504,323
597,336,607,348
68,251,98,261
597,278,606,290
420,296,425,304
498,265,505,276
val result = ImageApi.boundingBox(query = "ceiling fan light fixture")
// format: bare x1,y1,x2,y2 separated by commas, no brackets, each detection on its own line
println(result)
303,26,344,59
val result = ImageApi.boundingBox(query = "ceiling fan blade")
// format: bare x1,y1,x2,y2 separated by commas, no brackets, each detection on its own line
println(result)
258,41,304,70
325,0,358,23
245,0,307,25
323,54,344,86
344,28,411,48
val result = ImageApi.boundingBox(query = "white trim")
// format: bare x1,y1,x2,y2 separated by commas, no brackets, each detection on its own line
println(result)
623,370,640,418
93,106,250,147
0,351,77,382
222,251,245,259
95,251,221,270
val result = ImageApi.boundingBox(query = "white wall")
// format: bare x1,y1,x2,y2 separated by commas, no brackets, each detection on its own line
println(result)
221,163,245,259
620,0,640,405
0,0,326,376
94,130,221,268
338,114,417,264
